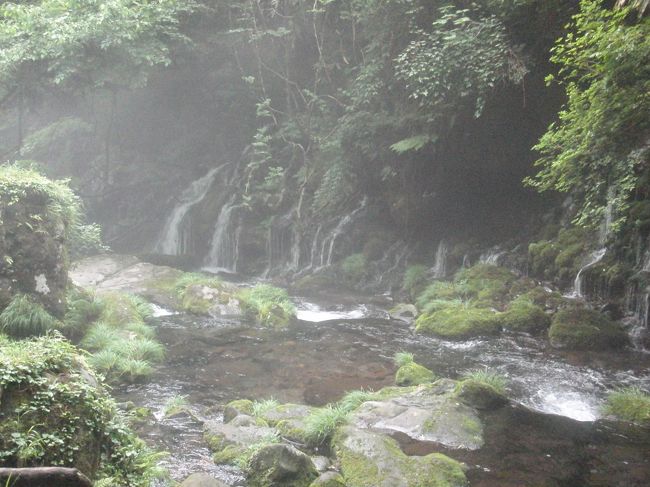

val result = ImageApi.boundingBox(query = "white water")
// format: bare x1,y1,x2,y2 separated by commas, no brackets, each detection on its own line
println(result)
154,166,224,255
431,240,448,279
479,246,505,265
571,248,607,298
202,196,242,273
295,302,367,322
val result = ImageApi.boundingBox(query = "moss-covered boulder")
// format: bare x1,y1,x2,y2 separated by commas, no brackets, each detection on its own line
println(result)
256,403,316,444
395,362,436,386
415,303,501,340
350,381,483,450
548,307,628,350
0,166,78,315
247,443,318,487
238,284,296,328
224,399,255,422
500,298,551,334
456,380,508,410
203,420,278,464
333,425,467,487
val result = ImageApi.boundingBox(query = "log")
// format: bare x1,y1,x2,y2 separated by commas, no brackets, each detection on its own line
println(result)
0,467,92,487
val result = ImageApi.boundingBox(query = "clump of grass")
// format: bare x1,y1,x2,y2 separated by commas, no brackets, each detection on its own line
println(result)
125,321,156,339
338,389,379,413
603,387,650,424
123,337,165,362
462,369,507,394
63,288,104,337
126,294,154,321
174,272,222,294
239,284,296,328
163,394,189,416
251,398,280,418
117,358,154,382
81,322,124,351
393,351,414,367
0,294,59,338
304,405,349,445
97,292,152,327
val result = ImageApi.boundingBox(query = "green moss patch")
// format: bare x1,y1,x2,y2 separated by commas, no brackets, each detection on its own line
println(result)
415,303,501,339
396,362,436,387
548,307,628,350
603,387,650,424
238,284,296,328
500,297,550,334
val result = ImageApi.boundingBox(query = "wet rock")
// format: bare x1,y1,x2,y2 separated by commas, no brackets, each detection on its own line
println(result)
224,399,255,423
548,307,628,350
180,473,229,487
182,283,242,317
311,456,331,473
388,303,418,323
258,403,316,443
247,443,318,487
350,381,484,450
456,380,508,410
333,425,467,487
309,471,346,486
395,362,436,387
203,420,278,459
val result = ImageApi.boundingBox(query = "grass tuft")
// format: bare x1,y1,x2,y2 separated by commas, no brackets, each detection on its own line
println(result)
462,369,507,394
393,351,414,367
0,294,59,338
603,387,650,423
251,398,280,418
304,405,349,445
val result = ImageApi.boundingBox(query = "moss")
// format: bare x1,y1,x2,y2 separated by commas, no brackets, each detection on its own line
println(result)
455,380,508,410
213,444,245,464
603,387,650,424
247,444,318,487
415,303,501,339
518,286,566,310
225,399,255,419
310,472,346,486
548,307,628,350
529,227,591,284
395,362,436,387
455,264,517,304
500,297,551,333
416,282,463,311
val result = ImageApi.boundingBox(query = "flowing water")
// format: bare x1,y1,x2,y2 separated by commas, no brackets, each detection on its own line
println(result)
571,248,607,298
203,196,243,273
154,166,225,255
116,291,650,486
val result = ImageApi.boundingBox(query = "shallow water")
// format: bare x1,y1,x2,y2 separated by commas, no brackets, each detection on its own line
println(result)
116,294,650,485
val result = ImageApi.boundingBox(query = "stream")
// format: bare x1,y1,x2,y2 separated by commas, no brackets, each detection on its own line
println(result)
115,291,650,486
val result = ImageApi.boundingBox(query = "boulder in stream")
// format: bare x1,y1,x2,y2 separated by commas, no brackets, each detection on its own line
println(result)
548,307,628,350
247,443,318,487
333,425,467,487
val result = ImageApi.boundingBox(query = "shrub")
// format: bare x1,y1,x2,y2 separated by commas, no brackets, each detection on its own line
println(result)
603,387,650,424
0,294,59,338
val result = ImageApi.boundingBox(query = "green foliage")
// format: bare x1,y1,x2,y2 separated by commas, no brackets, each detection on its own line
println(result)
402,265,429,300
548,306,628,350
0,294,59,338
238,284,296,328
395,362,436,387
527,0,650,230
500,297,551,333
415,302,502,339
251,398,280,418
393,351,414,367
0,334,166,485
63,288,104,338
603,387,650,424
69,223,109,260
340,253,368,283
395,5,527,119
337,389,379,414
0,0,196,91
163,394,189,417
528,227,591,283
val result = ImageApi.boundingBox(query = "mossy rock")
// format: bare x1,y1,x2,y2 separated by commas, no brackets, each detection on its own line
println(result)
224,399,255,423
415,304,501,340
395,362,436,387
456,380,508,410
500,298,551,334
548,307,628,350
310,471,346,486
333,425,467,487
247,443,318,487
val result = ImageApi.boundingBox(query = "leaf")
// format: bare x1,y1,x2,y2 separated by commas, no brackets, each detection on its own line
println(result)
390,135,435,154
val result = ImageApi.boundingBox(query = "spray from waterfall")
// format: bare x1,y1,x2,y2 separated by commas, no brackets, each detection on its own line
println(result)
154,165,225,255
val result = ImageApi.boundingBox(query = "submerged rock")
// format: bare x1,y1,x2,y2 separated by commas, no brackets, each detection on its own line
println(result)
247,443,318,487
333,425,467,487
350,380,484,450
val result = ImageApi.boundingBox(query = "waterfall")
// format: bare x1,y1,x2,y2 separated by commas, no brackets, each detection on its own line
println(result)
153,166,224,255
479,246,505,265
431,240,448,278
265,210,298,276
202,196,242,273
572,248,607,298
315,198,367,269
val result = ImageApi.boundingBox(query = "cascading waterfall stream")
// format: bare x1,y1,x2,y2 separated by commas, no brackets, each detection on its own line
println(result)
153,165,225,255
431,240,448,279
202,196,242,273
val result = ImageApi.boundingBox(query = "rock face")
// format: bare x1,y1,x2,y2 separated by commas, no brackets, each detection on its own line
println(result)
333,425,468,487
350,381,484,450
247,443,318,487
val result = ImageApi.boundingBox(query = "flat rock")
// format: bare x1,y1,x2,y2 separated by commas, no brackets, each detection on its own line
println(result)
204,421,278,452
179,473,229,487
350,380,483,450
333,425,467,487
